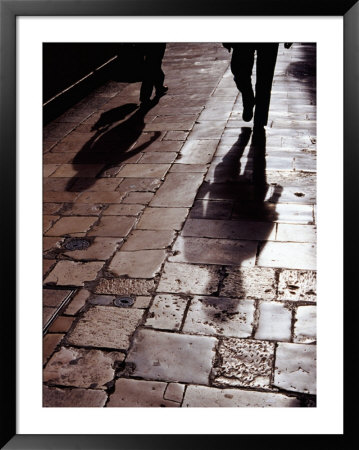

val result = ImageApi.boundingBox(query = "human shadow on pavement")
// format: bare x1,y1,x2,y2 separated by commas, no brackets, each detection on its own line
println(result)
180,126,283,329
65,98,162,192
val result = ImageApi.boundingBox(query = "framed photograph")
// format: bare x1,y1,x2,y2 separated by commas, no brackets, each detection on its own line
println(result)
1,0,355,448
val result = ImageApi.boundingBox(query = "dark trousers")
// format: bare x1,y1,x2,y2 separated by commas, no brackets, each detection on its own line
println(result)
139,43,166,102
230,43,279,126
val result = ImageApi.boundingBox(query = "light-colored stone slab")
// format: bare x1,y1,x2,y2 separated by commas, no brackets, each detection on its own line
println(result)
150,173,204,207
43,334,64,365
214,338,275,389
164,383,185,403
45,216,97,237
145,294,188,331
278,269,316,302
64,237,122,260
44,261,104,286
257,242,316,270
67,306,144,350
107,378,179,407
137,207,189,230
294,305,316,343
220,267,277,300
276,224,317,243
169,236,257,266
157,262,220,295
44,347,124,389
182,385,300,407
183,297,255,338
177,140,218,164
121,230,176,251
126,329,217,384
108,249,167,278
274,343,316,394
43,385,107,407
64,289,90,315
182,219,276,241
254,301,292,341
88,216,136,237
102,204,144,216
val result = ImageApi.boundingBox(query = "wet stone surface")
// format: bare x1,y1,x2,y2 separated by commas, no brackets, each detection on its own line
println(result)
43,385,107,407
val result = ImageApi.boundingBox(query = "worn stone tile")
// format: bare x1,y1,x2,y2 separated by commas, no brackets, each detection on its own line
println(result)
178,140,218,164
43,334,64,365
43,203,63,215
254,301,292,342
43,215,60,233
170,164,208,173
188,122,226,140
44,261,104,286
144,121,194,132
274,343,316,395
122,230,175,251
139,152,178,164
75,191,126,204
214,338,275,389
157,262,220,295
138,140,183,152
44,192,80,205
107,378,179,407
61,203,105,216
64,289,90,315
145,294,188,330
276,224,317,242
108,250,167,278
164,383,185,403
126,329,217,384
116,177,162,192
294,305,316,343
48,316,75,333
198,108,231,121
117,163,171,178
183,297,255,338
44,346,124,388
163,131,189,140
150,173,204,207
45,216,97,237
103,204,144,216
69,178,122,192
137,207,188,230
43,151,77,164
43,289,73,308
182,219,276,241
257,242,316,270
43,259,57,276
64,237,122,260
51,164,105,178
232,202,314,224
169,236,257,267
44,164,60,177
43,385,107,407
221,267,277,300
95,278,156,296
278,270,316,302
88,294,115,306
182,385,300,407
122,192,154,204
43,307,55,326
189,199,233,219
88,216,136,237
67,306,144,349
134,296,152,309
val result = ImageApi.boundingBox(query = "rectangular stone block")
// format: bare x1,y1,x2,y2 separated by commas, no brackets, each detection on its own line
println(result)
121,230,176,251
257,242,316,270
95,278,156,296
294,305,316,343
276,224,317,242
277,269,316,301
254,301,292,341
44,261,104,286
43,385,107,407
150,173,204,207
126,329,217,384
88,216,136,237
67,306,144,350
136,207,188,230
145,294,188,331
108,249,167,278
178,140,218,164
117,163,171,178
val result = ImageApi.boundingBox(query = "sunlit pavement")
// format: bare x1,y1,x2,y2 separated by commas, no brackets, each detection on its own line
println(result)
43,43,316,407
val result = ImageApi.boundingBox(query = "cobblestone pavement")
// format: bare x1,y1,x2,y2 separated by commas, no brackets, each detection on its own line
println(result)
43,43,316,407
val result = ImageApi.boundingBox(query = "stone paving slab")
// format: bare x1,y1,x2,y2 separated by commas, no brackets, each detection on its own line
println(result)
293,305,316,343
145,294,188,331
107,378,179,407
254,301,292,342
44,261,104,286
44,347,124,389
136,207,189,230
126,329,217,385
150,173,204,207
183,385,300,407
63,237,122,260
183,297,255,338
277,269,316,302
257,241,316,270
67,306,144,350
108,249,167,278
121,229,176,251
274,342,316,395
43,385,107,407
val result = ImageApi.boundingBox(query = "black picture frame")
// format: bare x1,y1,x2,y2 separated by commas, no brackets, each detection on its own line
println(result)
1,0,355,448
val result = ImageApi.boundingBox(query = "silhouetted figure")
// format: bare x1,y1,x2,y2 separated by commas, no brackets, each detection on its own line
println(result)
224,43,279,128
138,43,168,105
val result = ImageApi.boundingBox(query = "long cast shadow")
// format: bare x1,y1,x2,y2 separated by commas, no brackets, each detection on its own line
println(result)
65,98,162,192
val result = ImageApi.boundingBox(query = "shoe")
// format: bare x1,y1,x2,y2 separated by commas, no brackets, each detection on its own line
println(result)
242,93,255,122
156,85,168,97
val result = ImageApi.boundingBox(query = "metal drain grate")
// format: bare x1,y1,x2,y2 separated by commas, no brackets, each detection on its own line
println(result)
63,238,91,251
113,296,135,308
43,288,77,335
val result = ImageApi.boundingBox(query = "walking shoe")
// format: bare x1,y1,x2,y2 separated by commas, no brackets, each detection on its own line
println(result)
242,94,255,122
156,85,168,97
